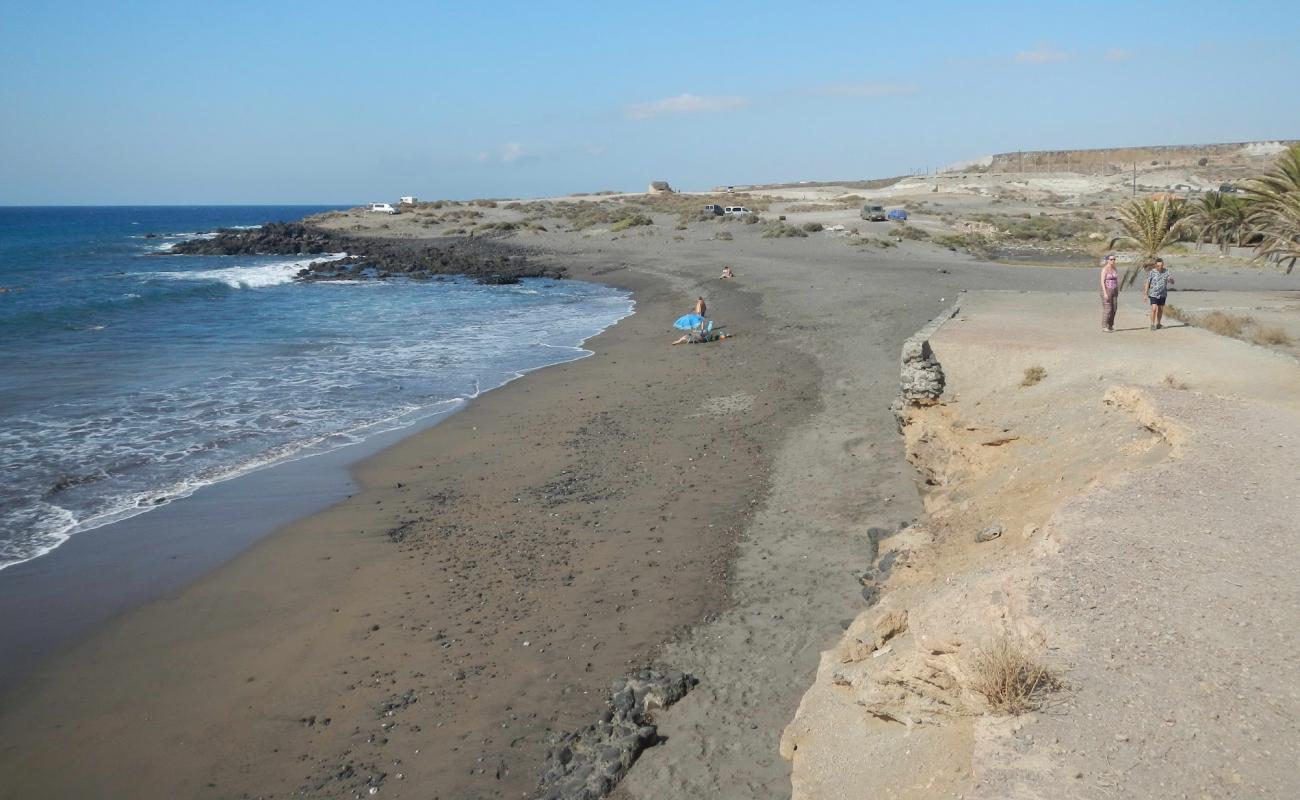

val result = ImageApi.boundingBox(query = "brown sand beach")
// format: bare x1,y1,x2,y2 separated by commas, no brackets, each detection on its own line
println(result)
3,166,1299,800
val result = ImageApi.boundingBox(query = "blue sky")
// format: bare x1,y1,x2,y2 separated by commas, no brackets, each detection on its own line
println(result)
2,0,1297,204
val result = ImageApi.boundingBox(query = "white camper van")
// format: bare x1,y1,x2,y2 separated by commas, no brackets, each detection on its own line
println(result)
368,202,398,215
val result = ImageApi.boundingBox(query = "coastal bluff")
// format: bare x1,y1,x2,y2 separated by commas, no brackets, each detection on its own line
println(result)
781,291,1300,799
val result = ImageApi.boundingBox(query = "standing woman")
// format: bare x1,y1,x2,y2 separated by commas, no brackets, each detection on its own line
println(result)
695,296,707,317
1099,254,1119,332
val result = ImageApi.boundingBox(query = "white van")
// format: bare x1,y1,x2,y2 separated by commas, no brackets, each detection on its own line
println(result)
368,202,398,214
723,206,751,215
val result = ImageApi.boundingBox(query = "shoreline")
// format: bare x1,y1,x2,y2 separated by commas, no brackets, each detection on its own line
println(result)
0,278,632,694
0,249,820,798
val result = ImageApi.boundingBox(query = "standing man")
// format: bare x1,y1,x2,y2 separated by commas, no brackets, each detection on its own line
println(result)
1144,258,1174,330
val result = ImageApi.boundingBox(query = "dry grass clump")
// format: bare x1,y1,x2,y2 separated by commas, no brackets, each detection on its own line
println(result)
1171,306,1292,348
1021,365,1047,387
1252,326,1293,346
762,222,808,238
713,230,733,241
1163,374,1190,390
896,224,930,240
1199,311,1252,338
970,636,1061,715
801,221,824,232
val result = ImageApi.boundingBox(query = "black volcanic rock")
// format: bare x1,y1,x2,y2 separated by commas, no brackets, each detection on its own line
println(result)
160,222,564,284
167,222,343,256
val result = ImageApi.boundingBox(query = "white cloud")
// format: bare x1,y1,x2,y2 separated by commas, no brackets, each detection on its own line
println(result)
473,142,533,165
625,93,749,120
500,142,525,163
1015,42,1073,64
1103,47,1133,62
814,82,919,98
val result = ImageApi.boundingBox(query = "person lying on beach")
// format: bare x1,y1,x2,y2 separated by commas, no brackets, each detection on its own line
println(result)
672,329,728,345
720,266,734,279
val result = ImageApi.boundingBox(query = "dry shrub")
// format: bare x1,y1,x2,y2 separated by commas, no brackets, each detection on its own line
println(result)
1163,304,1189,323
762,222,807,238
1163,374,1190,390
1199,311,1252,338
1252,326,1293,346
1170,305,1292,349
970,636,1060,715
1021,366,1046,387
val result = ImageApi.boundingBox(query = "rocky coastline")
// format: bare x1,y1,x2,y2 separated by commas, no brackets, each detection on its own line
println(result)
163,222,565,284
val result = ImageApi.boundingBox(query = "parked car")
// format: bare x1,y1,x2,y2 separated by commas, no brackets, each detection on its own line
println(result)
702,204,724,216
860,204,887,221
724,206,751,215
1219,183,1239,194
368,202,398,214
887,209,909,222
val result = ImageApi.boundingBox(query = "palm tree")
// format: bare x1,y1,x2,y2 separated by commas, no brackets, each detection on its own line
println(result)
1108,197,1188,285
1243,143,1300,273
1186,191,1251,255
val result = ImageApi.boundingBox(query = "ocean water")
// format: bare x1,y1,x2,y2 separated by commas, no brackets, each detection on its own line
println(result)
0,206,633,570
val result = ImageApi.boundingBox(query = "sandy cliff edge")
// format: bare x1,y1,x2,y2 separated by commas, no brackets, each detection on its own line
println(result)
782,291,1300,800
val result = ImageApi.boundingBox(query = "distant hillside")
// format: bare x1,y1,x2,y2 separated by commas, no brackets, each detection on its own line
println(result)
952,140,1298,176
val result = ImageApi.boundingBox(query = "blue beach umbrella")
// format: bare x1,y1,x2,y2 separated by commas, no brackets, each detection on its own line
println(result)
673,313,704,330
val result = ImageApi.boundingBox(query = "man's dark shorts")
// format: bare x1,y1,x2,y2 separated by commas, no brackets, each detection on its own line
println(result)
1149,295,1167,306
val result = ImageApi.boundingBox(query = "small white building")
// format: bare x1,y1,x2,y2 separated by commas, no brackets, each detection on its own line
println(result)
399,196,418,205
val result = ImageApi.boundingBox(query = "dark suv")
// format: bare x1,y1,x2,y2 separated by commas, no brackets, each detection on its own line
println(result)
702,204,724,216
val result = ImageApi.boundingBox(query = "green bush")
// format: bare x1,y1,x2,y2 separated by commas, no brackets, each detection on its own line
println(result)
610,214,653,232
762,222,808,238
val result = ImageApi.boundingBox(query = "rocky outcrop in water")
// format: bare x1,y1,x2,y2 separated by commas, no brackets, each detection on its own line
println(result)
167,222,343,256
161,223,565,284
537,668,696,800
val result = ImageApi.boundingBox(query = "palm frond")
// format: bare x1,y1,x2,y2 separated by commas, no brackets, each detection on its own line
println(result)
1243,144,1300,274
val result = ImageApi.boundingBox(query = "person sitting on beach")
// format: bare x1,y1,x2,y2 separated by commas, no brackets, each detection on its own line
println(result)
720,266,734,279
1144,258,1174,330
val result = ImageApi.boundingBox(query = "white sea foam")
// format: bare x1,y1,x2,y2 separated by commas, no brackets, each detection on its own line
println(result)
0,277,636,572
0,397,466,572
151,254,346,289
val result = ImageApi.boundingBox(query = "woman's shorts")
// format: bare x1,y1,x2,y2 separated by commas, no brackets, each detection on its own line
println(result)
1149,295,1167,306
